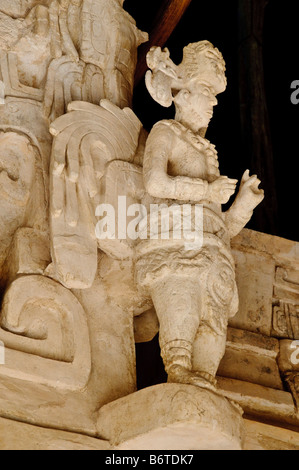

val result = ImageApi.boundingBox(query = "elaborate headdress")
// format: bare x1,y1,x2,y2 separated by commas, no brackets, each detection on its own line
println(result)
145,40,227,107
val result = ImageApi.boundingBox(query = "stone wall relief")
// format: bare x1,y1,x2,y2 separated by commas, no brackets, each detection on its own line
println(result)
0,0,148,408
0,1,277,449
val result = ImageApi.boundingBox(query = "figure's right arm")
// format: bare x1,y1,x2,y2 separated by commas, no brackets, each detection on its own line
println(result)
143,123,238,204
143,124,209,202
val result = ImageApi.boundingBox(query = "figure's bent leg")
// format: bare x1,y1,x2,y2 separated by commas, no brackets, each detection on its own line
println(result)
149,275,216,391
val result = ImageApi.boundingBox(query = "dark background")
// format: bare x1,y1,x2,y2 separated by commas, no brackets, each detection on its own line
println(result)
124,0,299,389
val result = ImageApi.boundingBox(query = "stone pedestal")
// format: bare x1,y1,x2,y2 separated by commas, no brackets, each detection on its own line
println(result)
97,384,244,450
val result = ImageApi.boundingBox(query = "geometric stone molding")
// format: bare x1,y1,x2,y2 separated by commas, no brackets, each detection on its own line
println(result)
218,328,283,390
273,302,299,340
97,384,244,450
243,419,299,450
284,373,299,410
230,229,299,337
0,275,91,390
217,376,298,427
272,267,299,339
0,416,111,451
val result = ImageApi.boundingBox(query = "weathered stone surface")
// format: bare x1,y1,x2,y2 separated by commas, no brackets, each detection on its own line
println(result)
134,40,264,393
0,0,298,452
0,416,110,451
134,307,159,343
229,248,275,336
231,229,299,338
243,419,299,451
97,384,244,450
218,328,283,390
217,376,298,427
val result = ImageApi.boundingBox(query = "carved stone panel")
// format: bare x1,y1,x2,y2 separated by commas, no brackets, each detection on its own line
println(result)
272,267,299,339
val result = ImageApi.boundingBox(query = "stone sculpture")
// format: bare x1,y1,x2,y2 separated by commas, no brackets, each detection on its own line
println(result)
135,42,265,390
4,1,297,451
0,0,148,283
0,0,149,427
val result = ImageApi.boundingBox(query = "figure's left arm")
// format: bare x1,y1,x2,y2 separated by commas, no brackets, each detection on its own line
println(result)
224,170,265,238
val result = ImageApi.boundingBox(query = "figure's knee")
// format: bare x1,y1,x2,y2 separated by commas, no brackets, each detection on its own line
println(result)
149,275,202,347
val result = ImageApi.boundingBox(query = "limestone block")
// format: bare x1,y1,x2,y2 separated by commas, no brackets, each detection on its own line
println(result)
2,228,51,284
218,328,283,390
231,229,299,338
97,384,244,450
217,376,298,427
229,248,275,335
272,267,299,339
73,274,138,408
0,416,110,451
243,419,299,450
0,275,91,390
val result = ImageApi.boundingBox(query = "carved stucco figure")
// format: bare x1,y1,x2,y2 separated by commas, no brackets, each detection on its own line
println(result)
134,42,265,390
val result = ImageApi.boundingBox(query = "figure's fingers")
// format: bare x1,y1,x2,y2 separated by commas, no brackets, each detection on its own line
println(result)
218,176,238,186
227,178,238,184
241,169,250,182
222,181,238,189
51,173,65,218
251,178,262,191
243,174,258,188
52,132,67,176
66,130,81,183
65,178,79,227
80,134,99,198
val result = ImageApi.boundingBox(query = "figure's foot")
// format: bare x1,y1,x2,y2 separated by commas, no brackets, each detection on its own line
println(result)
167,364,217,392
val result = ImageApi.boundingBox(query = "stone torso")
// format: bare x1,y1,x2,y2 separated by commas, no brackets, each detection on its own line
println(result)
156,120,220,183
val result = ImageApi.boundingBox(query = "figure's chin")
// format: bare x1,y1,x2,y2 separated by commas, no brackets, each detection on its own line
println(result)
200,118,211,129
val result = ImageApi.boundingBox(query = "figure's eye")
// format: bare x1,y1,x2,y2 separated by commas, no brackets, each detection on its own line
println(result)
202,88,210,97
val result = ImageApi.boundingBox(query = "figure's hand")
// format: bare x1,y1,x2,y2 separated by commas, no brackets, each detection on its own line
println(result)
238,169,264,209
207,176,238,204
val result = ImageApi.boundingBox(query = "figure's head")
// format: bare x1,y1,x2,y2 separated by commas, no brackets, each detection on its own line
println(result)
146,41,227,132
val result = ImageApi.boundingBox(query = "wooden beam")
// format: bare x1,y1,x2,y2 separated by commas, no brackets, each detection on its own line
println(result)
135,0,193,85
238,0,278,234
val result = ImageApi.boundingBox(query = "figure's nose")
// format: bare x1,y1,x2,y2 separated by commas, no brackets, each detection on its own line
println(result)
210,96,218,106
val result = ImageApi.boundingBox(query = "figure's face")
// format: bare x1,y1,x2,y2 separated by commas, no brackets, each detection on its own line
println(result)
174,82,218,132
191,83,218,128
